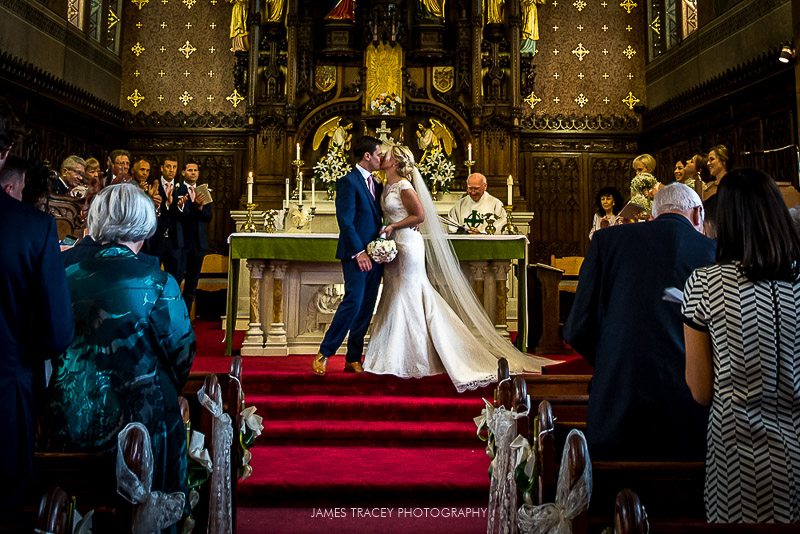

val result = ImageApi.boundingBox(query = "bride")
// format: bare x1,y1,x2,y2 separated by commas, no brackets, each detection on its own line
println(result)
363,144,553,391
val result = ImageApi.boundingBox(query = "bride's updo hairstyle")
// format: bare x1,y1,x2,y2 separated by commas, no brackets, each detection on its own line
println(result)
386,143,417,179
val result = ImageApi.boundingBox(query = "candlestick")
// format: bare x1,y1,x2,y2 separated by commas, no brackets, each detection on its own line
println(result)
468,143,472,161
311,177,316,208
506,174,513,206
243,203,257,232
298,171,303,205
285,178,290,206
501,205,519,235
247,171,254,204
296,142,300,161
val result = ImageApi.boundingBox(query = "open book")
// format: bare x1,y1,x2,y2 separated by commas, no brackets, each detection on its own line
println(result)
195,183,214,204
617,201,646,220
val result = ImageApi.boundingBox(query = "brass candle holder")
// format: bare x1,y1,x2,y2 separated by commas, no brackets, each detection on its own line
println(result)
501,205,519,235
243,202,258,232
465,159,476,176
290,158,304,200
264,209,279,233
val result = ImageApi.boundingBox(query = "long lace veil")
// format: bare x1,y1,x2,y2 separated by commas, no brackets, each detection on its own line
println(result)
409,167,541,372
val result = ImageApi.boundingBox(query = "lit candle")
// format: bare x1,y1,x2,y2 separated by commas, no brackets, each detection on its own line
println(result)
311,176,316,208
284,178,290,209
467,143,472,161
247,171,253,204
506,174,513,206
298,171,303,205
296,142,301,161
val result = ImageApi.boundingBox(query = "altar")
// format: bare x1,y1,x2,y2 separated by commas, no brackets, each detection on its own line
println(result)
224,232,530,356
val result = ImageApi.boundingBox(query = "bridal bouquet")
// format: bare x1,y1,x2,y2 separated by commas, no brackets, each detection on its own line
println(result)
366,234,398,263
369,92,402,115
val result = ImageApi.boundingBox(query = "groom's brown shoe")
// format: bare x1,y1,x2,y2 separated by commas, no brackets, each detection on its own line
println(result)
343,361,364,373
312,353,328,376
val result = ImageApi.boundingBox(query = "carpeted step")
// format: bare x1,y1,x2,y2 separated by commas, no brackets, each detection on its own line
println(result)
247,394,485,422
261,419,480,447
238,444,491,507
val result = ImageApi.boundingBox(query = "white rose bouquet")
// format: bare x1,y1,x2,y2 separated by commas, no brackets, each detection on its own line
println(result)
366,233,398,263
369,92,402,115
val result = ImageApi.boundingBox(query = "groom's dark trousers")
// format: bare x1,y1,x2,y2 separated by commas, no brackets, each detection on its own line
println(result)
319,166,383,363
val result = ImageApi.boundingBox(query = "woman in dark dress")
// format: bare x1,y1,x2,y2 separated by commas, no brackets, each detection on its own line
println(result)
46,183,196,528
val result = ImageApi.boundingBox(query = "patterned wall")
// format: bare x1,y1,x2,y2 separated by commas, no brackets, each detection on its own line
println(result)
119,0,245,114
522,0,647,117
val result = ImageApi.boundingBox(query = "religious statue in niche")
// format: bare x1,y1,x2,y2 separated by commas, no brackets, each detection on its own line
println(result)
520,0,545,56
265,0,286,23
325,0,356,22
365,43,403,113
228,0,248,52
484,0,505,24
313,116,353,154
418,0,446,21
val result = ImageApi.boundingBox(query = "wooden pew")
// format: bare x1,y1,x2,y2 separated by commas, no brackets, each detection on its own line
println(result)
34,487,70,534
614,488,800,534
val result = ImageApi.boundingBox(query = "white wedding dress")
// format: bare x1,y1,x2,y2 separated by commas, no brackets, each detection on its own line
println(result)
363,179,552,392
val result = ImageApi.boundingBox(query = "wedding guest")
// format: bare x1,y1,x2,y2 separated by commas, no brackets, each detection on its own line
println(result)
589,186,623,240
632,153,656,175
683,168,800,523
672,160,685,184
447,173,507,234
680,153,709,195
51,155,87,197
0,156,73,514
703,144,731,199
45,183,194,529
565,183,714,460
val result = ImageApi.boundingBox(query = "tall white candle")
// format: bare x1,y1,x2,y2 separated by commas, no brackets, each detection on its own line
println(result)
298,171,303,205
506,174,513,206
247,171,253,204
311,176,316,208
467,143,472,161
296,142,301,161
285,178,290,204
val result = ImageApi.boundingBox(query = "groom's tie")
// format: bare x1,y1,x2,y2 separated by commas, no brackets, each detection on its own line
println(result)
367,176,375,200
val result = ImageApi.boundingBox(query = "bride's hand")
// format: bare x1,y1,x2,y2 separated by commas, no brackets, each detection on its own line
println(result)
383,224,394,238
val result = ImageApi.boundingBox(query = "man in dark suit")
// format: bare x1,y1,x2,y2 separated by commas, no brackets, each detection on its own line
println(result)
0,156,73,512
564,183,715,461
176,159,212,312
313,136,384,375
148,155,187,281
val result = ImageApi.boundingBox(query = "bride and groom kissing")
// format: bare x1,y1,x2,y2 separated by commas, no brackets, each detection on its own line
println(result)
311,136,550,392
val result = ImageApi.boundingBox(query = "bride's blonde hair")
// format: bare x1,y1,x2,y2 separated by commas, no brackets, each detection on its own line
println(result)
384,143,417,179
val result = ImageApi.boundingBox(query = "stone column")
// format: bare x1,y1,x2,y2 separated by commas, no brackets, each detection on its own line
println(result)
469,261,488,307
266,261,288,345
493,262,511,333
242,260,266,351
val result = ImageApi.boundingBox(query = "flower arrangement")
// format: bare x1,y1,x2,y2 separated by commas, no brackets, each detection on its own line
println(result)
418,149,456,194
366,234,398,263
629,172,658,216
313,149,350,194
369,92,402,115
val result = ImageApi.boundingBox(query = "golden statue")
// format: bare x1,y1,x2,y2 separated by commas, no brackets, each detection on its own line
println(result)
312,117,353,154
520,0,545,55
419,0,446,21
417,118,455,164
365,42,403,112
265,0,285,23
484,0,505,24
228,0,248,52
325,0,356,22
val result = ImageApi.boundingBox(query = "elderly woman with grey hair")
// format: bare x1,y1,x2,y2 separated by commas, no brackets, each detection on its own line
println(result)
45,183,195,531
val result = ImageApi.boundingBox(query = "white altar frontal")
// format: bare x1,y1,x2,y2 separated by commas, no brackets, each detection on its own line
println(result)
227,192,534,357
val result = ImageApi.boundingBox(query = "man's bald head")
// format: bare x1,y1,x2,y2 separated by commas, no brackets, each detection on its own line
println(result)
466,173,488,202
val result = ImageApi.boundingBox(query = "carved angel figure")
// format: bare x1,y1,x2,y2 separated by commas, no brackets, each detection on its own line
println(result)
313,117,352,155
416,118,455,164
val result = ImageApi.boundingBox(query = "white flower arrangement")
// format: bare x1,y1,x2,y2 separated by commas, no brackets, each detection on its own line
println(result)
369,92,402,115
417,149,456,193
366,234,398,263
313,149,350,186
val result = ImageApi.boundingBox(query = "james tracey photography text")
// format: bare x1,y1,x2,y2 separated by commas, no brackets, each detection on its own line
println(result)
310,507,487,519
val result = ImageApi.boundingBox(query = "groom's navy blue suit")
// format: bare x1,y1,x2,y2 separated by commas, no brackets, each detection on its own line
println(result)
319,165,384,363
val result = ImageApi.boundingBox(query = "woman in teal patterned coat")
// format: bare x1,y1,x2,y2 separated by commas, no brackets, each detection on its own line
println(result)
46,183,196,521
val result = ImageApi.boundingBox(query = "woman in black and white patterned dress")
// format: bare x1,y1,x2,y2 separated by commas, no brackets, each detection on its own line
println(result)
682,168,800,523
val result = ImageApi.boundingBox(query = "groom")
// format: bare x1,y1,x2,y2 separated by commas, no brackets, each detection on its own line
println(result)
312,136,385,375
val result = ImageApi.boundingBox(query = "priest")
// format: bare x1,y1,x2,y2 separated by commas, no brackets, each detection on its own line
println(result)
447,173,507,233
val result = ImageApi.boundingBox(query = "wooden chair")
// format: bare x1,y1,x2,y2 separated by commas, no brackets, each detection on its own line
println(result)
46,194,84,241
550,255,584,277
193,253,229,320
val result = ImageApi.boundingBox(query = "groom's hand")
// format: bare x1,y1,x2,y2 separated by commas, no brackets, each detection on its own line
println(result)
356,251,372,272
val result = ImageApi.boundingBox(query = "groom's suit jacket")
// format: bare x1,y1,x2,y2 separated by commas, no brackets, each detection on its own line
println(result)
335,166,383,260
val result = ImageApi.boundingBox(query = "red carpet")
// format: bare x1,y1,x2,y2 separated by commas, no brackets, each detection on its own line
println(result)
188,320,588,533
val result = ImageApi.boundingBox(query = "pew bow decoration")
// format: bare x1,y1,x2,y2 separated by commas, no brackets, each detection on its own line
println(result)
198,384,234,534
239,405,264,480
517,429,592,534
115,422,185,533
188,430,213,472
